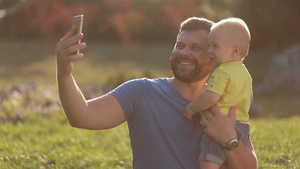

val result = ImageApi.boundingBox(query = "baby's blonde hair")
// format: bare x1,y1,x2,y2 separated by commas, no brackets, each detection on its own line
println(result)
212,18,251,58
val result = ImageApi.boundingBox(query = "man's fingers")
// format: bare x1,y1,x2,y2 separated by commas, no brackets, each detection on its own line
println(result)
66,54,84,62
68,42,86,55
204,110,213,120
58,28,84,54
57,41,86,65
64,43,86,60
56,27,79,55
64,33,84,50
184,113,193,120
60,26,76,41
201,118,208,126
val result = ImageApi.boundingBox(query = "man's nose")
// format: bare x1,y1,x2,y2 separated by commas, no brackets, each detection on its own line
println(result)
179,47,189,56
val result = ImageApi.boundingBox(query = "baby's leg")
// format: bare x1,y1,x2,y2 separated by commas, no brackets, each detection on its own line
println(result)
199,160,220,169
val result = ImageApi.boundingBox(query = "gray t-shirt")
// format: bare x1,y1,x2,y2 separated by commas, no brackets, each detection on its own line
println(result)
110,78,201,169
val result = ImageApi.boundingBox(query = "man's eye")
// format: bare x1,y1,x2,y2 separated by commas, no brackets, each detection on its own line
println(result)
176,44,184,49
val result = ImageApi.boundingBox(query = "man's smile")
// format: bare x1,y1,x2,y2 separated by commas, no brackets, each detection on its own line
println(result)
179,60,194,65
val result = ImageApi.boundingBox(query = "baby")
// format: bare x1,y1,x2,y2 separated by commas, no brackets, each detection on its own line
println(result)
185,17,253,169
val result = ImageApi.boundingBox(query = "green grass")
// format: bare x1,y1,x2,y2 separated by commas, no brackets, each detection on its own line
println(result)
0,116,132,169
251,117,300,169
0,116,299,168
1,40,300,168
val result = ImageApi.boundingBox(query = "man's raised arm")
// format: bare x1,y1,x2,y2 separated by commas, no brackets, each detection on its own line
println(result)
56,26,126,130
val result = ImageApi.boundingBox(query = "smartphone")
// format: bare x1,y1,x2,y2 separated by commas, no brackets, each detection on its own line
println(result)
72,15,84,54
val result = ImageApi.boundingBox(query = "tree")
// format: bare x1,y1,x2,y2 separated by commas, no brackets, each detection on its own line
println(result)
0,0,86,39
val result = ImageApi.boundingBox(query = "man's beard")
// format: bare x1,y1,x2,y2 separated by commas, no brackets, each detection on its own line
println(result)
170,57,212,83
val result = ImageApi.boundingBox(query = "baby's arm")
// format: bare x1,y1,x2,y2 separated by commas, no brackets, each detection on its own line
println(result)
184,90,221,120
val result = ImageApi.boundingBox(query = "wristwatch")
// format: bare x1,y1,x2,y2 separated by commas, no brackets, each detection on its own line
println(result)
223,137,239,151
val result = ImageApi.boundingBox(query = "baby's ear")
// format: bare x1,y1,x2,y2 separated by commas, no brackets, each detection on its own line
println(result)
232,44,241,58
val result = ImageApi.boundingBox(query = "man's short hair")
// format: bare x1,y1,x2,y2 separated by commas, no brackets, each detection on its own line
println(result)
179,17,214,34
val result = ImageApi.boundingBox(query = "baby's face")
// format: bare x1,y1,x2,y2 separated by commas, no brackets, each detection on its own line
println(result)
207,29,234,68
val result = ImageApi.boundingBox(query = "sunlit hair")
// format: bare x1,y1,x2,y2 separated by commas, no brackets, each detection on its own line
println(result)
212,17,251,58
177,17,214,39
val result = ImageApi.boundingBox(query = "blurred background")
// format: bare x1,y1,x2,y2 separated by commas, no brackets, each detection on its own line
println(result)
0,0,300,118
1,0,299,48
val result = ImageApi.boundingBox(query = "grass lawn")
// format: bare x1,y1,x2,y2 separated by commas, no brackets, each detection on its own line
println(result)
251,117,300,169
0,115,299,168
0,115,132,169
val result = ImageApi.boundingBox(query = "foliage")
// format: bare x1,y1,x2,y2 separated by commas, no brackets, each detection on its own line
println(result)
0,82,61,123
1,0,299,52
2,0,86,40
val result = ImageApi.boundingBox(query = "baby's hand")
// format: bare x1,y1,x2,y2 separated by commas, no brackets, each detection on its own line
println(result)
184,104,195,120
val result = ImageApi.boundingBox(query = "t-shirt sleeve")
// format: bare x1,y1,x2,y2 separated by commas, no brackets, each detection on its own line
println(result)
109,78,145,119
206,69,229,96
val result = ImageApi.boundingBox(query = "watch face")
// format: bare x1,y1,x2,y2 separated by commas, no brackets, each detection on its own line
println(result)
229,139,239,150
230,141,239,149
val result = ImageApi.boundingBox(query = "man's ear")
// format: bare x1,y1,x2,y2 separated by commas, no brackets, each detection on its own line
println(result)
231,45,241,58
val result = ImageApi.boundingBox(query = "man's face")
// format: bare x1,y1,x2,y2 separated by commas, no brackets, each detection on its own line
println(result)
170,30,212,83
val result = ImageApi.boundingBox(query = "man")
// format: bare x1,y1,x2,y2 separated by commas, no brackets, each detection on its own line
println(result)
56,17,257,169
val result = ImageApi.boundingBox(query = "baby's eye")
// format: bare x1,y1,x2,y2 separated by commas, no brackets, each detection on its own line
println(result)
192,46,201,50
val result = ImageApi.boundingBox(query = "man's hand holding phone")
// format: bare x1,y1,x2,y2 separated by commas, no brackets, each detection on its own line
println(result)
56,15,86,78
